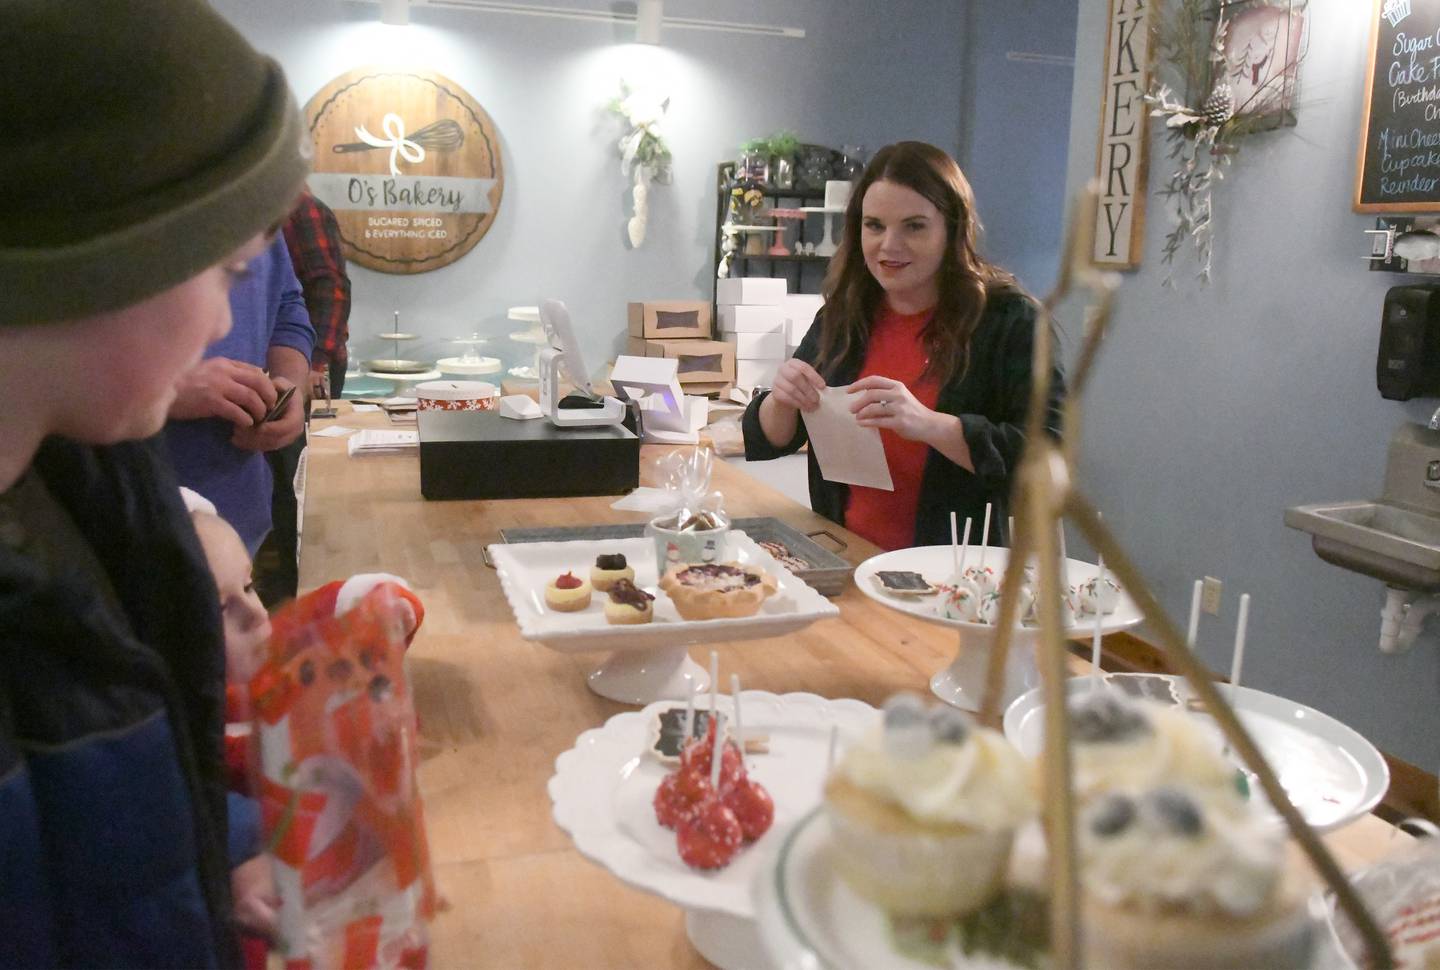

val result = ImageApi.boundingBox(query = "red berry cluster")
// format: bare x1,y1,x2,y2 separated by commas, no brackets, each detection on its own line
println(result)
652,722,774,870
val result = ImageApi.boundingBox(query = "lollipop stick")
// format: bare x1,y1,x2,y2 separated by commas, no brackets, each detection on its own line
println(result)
1186,579,1203,648
730,674,745,771
950,512,959,580
684,690,695,743
1231,594,1250,701
709,651,718,716
979,503,993,571
710,712,727,790
960,518,972,577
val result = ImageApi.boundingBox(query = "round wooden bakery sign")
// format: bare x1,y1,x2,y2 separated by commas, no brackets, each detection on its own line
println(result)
303,68,504,274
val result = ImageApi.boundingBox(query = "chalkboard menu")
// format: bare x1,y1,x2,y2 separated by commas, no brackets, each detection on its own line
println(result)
1357,0,1440,212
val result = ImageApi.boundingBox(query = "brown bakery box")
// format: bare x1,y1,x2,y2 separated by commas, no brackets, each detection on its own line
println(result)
627,300,712,339
625,337,735,384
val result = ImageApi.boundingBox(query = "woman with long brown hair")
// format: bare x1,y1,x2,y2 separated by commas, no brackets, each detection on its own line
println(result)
742,141,1064,550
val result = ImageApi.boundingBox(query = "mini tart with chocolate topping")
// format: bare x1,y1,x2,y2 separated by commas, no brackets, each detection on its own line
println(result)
604,578,655,625
544,571,591,612
659,562,777,620
590,552,635,592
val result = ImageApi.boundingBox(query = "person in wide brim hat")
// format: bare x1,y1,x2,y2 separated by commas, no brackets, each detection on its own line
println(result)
0,1,309,966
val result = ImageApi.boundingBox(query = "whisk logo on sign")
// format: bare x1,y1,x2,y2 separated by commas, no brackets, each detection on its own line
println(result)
304,68,505,274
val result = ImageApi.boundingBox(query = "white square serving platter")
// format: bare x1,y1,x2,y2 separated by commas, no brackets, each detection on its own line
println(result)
487,531,840,653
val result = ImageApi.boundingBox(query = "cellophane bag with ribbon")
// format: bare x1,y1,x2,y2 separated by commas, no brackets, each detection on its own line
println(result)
249,585,437,970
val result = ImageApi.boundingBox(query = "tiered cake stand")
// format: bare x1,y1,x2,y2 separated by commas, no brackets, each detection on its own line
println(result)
437,333,501,377
852,546,1142,712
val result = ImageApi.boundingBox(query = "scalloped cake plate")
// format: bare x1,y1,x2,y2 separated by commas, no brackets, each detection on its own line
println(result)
489,532,839,654
1002,673,1389,833
548,691,877,920
853,545,1143,642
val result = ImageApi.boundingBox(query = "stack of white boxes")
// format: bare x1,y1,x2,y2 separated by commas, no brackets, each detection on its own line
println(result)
717,281,828,393
716,277,788,392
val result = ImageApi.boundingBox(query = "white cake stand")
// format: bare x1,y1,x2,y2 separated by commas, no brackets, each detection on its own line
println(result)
549,692,878,970
507,307,547,381
852,546,1142,713
363,369,442,395
797,205,846,257
488,534,839,704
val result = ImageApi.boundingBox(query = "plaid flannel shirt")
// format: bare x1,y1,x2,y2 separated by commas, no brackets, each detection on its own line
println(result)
282,192,350,373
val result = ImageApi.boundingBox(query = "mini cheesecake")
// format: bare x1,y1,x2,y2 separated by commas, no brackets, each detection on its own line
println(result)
544,571,591,612
590,552,634,592
604,578,654,625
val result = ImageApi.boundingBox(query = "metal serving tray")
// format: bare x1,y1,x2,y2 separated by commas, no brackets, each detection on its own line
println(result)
496,517,853,596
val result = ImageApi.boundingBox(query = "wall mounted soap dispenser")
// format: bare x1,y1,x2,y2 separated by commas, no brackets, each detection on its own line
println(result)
1378,283,1440,400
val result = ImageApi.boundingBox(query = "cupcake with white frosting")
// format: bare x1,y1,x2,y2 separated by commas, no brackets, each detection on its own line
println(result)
1080,786,1314,969
1063,690,1243,812
824,694,1038,917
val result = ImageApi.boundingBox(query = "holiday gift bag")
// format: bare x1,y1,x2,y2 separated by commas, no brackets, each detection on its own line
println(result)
251,586,437,970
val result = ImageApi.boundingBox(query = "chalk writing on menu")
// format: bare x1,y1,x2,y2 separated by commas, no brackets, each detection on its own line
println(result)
1356,0,1440,212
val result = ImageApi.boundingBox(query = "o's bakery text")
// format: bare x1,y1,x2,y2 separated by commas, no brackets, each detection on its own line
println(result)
348,178,462,212
306,172,497,215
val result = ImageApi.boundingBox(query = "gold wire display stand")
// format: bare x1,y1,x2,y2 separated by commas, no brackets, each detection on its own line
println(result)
976,184,1392,970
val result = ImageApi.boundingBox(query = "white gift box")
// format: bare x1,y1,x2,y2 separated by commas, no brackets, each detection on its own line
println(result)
736,358,782,389
721,329,786,359
718,304,785,333
781,294,824,346
716,277,787,306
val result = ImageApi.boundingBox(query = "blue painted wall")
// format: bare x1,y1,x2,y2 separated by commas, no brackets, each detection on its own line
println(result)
1062,0,1440,770
213,0,1077,379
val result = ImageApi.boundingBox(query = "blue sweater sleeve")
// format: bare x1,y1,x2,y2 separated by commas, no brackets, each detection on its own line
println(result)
268,241,315,362
227,792,262,866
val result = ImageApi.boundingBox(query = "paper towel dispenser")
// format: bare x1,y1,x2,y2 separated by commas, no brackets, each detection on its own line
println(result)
1378,283,1440,400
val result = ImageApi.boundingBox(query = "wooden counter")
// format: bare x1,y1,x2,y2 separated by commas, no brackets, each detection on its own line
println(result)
298,405,1404,968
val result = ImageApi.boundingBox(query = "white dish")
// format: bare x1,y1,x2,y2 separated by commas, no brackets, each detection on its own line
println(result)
489,532,839,654
853,545,1141,640
755,809,1033,970
1002,673,1389,833
550,692,876,967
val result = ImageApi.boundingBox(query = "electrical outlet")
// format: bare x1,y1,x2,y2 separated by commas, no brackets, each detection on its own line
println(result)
1201,576,1222,615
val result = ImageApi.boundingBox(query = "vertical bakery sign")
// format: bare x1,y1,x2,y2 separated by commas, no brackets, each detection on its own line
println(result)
1094,0,1150,267
304,68,504,274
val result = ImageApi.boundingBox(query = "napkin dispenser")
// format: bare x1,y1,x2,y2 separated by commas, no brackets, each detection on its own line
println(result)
418,408,638,500
1378,283,1440,400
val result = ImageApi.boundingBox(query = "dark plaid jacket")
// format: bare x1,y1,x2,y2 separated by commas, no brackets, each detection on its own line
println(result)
283,191,351,373
742,287,1065,548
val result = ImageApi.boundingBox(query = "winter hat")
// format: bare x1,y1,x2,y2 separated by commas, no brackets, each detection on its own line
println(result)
0,0,311,326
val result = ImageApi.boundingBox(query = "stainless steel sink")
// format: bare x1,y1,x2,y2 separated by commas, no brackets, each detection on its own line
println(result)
1285,500,1440,590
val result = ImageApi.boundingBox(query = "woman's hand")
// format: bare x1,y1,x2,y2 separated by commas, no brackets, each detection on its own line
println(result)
847,375,941,441
848,375,974,470
768,358,825,413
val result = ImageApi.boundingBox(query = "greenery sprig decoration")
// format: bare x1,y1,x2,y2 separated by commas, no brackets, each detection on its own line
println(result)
1145,0,1308,285
608,80,672,248
741,129,800,159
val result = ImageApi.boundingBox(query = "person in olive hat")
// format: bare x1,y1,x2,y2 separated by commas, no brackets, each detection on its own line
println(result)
0,1,308,966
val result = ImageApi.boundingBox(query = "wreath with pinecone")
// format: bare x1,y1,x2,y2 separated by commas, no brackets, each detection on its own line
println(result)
1145,1,1306,284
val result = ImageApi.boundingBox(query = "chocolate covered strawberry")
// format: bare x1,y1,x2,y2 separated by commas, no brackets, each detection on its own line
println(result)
722,776,773,842
675,795,742,870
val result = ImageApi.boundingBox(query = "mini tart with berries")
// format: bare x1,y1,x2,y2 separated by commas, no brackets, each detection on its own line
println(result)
603,578,654,625
659,562,777,620
544,571,591,612
590,552,634,592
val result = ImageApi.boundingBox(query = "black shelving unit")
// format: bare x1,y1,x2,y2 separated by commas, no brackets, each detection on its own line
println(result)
711,162,832,311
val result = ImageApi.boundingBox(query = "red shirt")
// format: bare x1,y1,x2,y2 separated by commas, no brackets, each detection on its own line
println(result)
845,305,941,551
